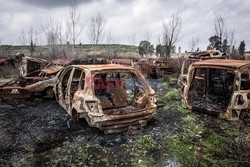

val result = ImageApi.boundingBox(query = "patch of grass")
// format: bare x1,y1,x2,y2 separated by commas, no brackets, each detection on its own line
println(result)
181,114,204,138
182,115,196,123
166,136,198,166
225,130,241,137
164,75,178,85
136,135,154,149
19,144,35,152
176,101,191,114
164,89,179,100
203,132,229,158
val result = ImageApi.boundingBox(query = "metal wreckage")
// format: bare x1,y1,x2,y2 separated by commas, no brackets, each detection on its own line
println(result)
179,55,250,123
53,64,157,133
0,51,249,133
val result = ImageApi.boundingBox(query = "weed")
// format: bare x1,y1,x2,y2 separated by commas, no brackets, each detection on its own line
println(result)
164,89,179,100
166,136,198,166
203,132,229,158
136,135,154,149
176,101,191,113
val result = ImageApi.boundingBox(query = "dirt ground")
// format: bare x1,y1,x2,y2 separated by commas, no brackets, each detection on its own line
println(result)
0,75,249,167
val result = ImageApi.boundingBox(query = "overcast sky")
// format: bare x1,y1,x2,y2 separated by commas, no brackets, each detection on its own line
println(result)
0,0,249,51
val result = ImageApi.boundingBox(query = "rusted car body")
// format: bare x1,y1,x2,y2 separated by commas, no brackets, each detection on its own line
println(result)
137,58,174,78
0,65,63,99
0,53,24,67
179,50,226,85
19,56,48,76
180,59,250,122
111,59,134,67
54,64,157,133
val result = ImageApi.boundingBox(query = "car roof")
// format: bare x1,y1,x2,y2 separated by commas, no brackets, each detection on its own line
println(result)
71,64,135,71
192,59,250,69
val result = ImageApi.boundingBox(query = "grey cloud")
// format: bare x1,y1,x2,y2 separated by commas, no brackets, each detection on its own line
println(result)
16,0,97,8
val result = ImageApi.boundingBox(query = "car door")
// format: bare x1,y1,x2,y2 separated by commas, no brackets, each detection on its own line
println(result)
56,67,74,110
65,68,83,112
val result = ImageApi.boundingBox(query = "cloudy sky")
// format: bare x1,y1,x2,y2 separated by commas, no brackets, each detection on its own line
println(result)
0,0,249,51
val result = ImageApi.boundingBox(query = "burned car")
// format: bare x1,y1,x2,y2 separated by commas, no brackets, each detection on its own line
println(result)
0,65,63,99
180,59,250,122
179,50,227,86
54,64,157,133
111,59,134,67
137,58,174,78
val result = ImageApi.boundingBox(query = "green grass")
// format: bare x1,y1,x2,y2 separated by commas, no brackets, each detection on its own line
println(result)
164,89,179,100
136,135,155,149
176,101,191,113
166,136,198,166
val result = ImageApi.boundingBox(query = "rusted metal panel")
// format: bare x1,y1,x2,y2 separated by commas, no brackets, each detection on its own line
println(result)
0,53,24,67
180,59,250,122
54,64,157,133
111,59,134,67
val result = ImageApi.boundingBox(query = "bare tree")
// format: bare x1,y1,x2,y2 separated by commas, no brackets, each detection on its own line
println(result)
41,13,59,45
28,27,37,56
214,13,226,51
162,10,182,56
0,36,3,56
18,30,27,46
88,12,106,45
145,28,152,41
129,33,137,45
227,27,236,54
106,30,113,44
189,36,199,52
68,0,84,52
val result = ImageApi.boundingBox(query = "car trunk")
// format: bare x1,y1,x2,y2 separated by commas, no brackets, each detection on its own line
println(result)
93,72,154,133
188,68,235,115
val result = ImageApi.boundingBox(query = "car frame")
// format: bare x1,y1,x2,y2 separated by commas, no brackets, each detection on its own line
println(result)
54,64,157,133
180,59,250,122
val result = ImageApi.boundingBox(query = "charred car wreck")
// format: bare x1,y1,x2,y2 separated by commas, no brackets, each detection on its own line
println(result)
54,64,157,133
180,59,250,122
137,58,174,78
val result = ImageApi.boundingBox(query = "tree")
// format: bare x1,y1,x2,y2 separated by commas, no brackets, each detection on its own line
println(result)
68,0,84,52
28,27,37,56
207,35,221,50
189,36,199,52
156,44,165,57
238,41,246,55
129,33,137,47
162,10,182,57
214,13,226,51
88,12,106,45
222,39,229,53
145,28,152,41
227,28,236,54
139,40,154,57
18,30,27,46
0,36,3,56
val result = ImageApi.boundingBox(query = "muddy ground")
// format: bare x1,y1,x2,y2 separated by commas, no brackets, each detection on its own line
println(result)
0,75,249,167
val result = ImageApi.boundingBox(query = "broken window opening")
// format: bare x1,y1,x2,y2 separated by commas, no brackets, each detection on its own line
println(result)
61,69,72,101
70,69,83,101
93,72,148,115
240,68,250,90
189,68,235,113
